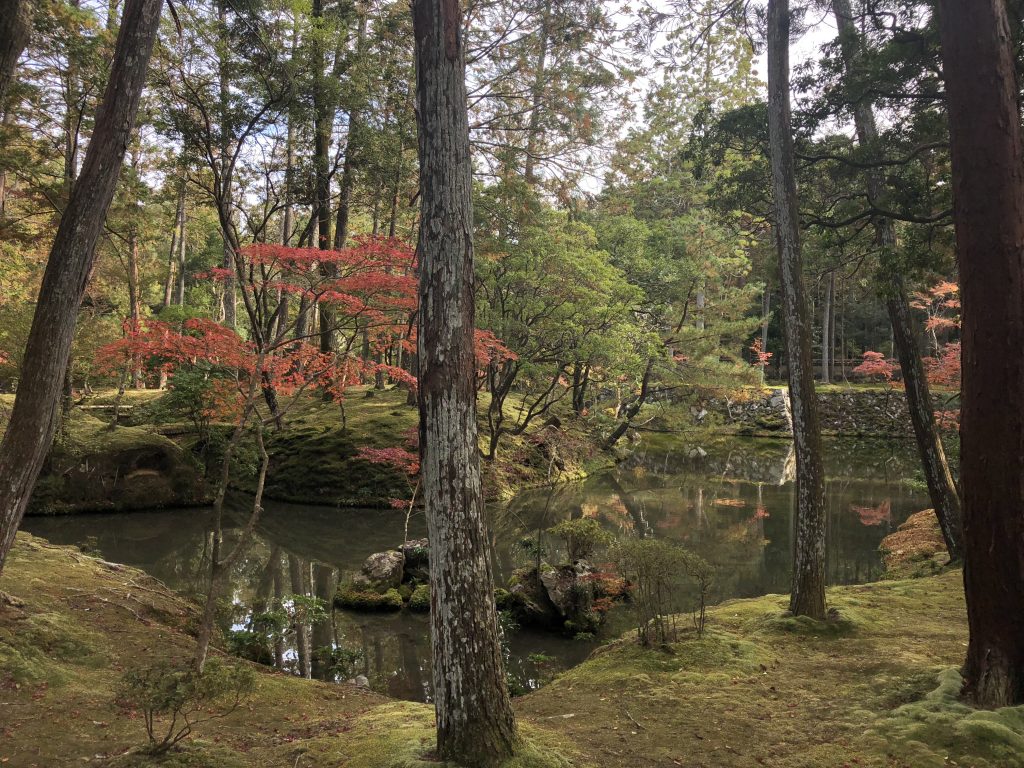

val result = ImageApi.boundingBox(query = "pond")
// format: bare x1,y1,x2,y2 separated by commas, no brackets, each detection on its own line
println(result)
24,436,930,702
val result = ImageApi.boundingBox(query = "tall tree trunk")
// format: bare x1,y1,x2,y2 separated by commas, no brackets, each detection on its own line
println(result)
334,14,367,251
937,0,1024,707
0,0,163,575
312,0,335,354
174,186,187,305
162,180,185,309
766,0,826,620
831,0,963,562
523,0,551,185
288,554,312,679
217,0,235,328
127,227,143,388
820,272,832,383
412,0,518,762
0,0,31,110
760,285,771,383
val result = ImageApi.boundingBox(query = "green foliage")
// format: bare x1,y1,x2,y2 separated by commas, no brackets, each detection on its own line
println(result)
228,594,328,666
546,518,614,563
116,659,255,754
312,644,365,682
867,668,1024,767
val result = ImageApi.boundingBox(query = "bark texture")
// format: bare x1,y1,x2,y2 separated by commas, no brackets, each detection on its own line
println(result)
937,0,1024,707
766,0,827,619
0,0,31,108
0,0,163,574
831,0,963,563
413,0,519,762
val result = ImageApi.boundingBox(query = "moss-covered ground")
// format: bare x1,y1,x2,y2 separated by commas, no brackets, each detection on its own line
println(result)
3,533,1022,767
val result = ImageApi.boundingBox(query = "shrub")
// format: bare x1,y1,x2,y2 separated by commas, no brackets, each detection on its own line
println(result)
613,539,717,644
547,518,614,563
116,659,255,754
613,538,688,646
680,550,715,636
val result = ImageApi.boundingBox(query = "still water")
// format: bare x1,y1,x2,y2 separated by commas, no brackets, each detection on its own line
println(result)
24,436,929,701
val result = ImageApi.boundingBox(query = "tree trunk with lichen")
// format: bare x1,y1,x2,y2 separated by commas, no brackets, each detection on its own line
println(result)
0,0,163,575
413,0,519,762
766,0,826,620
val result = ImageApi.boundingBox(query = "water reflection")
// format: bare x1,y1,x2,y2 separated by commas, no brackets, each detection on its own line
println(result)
25,437,929,701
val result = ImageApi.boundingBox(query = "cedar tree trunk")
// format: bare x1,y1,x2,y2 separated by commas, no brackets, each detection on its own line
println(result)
937,0,1024,707
412,0,519,762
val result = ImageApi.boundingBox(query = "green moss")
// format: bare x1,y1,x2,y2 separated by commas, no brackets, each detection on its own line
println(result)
335,586,404,612
5,535,1019,768
863,668,1024,767
306,701,572,768
0,608,105,685
755,608,859,636
408,584,431,612
104,741,251,768
27,412,205,515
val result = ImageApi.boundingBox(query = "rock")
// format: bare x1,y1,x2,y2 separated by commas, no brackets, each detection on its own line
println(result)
687,446,708,459
540,561,595,619
335,586,404,611
350,674,370,688
505,561,612,635
508,568,561,629
352,550,405,591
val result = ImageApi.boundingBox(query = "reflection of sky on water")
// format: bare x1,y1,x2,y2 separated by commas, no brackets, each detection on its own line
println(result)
25,436,930,702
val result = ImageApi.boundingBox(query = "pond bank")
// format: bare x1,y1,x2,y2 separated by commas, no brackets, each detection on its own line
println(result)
2,533,1021,767
11,388,611,515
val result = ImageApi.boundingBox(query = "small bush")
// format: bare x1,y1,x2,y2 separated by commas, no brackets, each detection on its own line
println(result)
312,644,364,681
116,659,255,754
547,518,614,563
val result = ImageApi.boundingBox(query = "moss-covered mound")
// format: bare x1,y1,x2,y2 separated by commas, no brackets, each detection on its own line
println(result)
26,413,207,515
880,509,950,578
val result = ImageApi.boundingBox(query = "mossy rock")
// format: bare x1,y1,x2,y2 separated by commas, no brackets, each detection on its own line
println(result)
335,586,404,612
408,584,431,612
494,587,515,611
